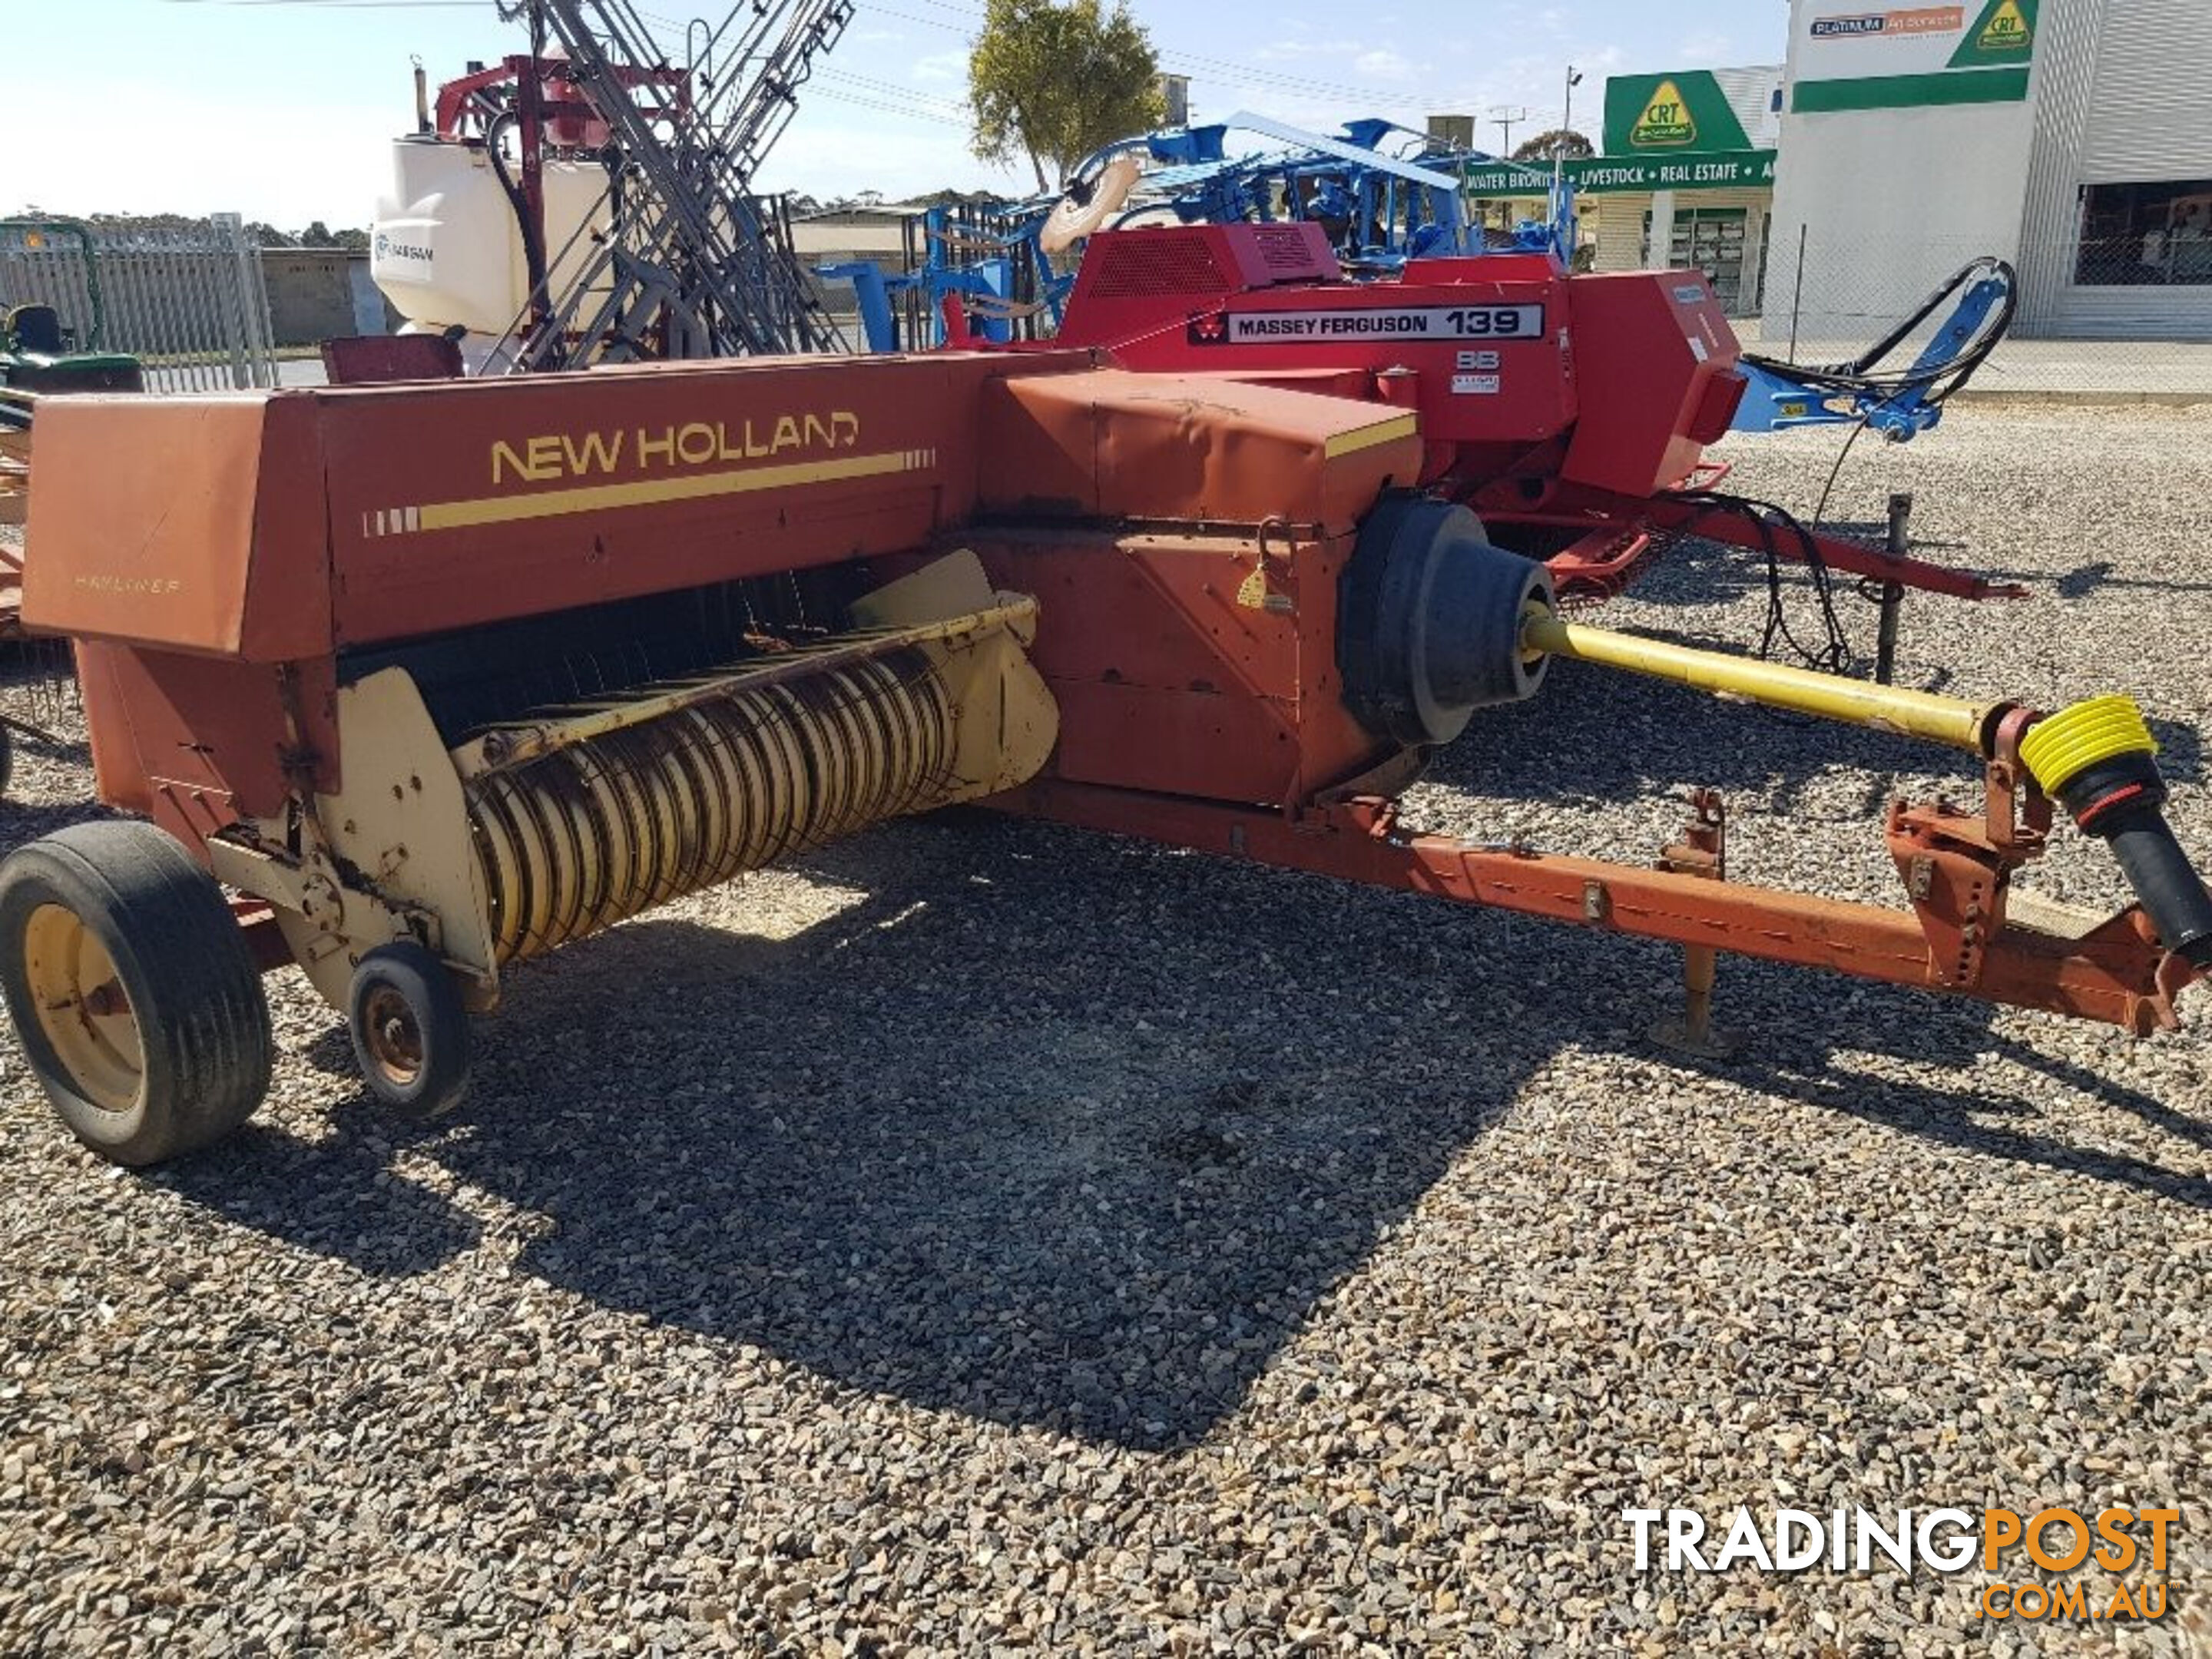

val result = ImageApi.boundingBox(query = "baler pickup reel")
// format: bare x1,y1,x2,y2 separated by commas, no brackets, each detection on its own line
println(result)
206,550,1052,1024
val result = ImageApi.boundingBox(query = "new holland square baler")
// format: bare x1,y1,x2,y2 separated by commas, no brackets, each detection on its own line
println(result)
6,339,2212,1166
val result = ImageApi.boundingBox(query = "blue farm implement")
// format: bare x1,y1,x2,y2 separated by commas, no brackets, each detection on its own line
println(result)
1733,257,2017,442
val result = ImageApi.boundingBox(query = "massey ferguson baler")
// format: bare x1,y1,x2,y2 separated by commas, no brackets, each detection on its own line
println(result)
5,349,2210,1166
1031,222,2018,607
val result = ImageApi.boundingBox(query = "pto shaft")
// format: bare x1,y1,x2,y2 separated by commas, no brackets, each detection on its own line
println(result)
1518,611,1993,753
1518,607,2212,971
2021,697,2212,968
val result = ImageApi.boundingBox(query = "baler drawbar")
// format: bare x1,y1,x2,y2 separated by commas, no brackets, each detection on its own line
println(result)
1,349,2204,1166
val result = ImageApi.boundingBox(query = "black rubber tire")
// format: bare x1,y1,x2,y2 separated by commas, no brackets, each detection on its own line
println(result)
0,721,12,801
346,941,472,1121
0,821,273,1166
1339,493,1555,747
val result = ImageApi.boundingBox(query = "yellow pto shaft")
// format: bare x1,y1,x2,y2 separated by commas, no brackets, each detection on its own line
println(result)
1519,611,1994,755
1518,607,2212,969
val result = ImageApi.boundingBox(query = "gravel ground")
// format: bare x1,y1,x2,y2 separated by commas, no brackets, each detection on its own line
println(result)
2,406,2209,1654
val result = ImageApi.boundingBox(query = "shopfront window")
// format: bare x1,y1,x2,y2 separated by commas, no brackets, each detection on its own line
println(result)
2075,180,2212,286
1643,207,1748,312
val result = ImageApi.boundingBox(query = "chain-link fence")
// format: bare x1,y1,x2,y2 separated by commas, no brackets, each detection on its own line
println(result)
1738,228,2212,396
0,214,280,393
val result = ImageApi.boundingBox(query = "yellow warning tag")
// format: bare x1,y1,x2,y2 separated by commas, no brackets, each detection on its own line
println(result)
1630,80,1698,148
1236,565,1296,613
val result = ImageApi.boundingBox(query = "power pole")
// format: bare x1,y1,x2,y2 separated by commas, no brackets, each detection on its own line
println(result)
1490,105,1529,156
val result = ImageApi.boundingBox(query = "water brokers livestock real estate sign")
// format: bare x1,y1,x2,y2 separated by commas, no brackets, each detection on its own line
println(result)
1793,0,2038,111
1575,153,1779,193
1462,153,1780,197
1459,66,1781,200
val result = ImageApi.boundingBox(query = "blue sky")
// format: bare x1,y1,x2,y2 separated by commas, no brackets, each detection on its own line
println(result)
9,0,1781,227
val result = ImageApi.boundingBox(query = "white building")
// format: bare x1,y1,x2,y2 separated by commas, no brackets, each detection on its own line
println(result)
1765,0,2212,340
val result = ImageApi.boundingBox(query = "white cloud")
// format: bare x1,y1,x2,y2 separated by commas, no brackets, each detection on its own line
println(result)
1677,31,1734,62
912,48,969,84
1352,48,1415,82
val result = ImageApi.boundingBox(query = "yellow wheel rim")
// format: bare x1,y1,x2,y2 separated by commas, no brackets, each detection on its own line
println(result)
22,903,144,1114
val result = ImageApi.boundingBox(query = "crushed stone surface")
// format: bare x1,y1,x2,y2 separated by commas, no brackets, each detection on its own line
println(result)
0,407,2207,1654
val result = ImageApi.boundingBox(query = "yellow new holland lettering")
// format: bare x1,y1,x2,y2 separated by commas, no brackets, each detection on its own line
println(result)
495,409,863,485
562,429,624,475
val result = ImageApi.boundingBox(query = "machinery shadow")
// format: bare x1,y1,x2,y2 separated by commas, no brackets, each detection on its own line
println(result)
1578,531,1926,618
2057,560,2212,602
1572,532,1770,611
1813,518,1968,552
0,798,114,838
164,810,2211,1449
1590,529,2052,634
1435,651,1933,826
388,832,1541,1449
94,522,2208,1445
152,1119,486,1277
1655,972,2212,1211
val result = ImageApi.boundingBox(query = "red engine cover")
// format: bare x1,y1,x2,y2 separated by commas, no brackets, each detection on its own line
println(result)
1061,227,1576,479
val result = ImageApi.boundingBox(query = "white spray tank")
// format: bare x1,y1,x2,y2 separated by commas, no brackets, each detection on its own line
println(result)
371,131,611,372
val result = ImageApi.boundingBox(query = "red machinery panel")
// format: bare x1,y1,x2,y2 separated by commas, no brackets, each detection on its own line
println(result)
963,525,1383,808
1051,226,1752,510
319,352,1067,646
23,396,331,662
974,367,1425,528
27,351,1099,658
1558,271,1745,498
1056,227,1579,480
1033,227,2011,604
1059,221,1342,346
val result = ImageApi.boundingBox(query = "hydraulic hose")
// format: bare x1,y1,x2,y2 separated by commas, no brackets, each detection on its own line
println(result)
1741,257,2018,406
485,111,551,323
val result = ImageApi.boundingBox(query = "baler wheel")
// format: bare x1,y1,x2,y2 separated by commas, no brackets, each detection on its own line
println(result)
346,942,471,1121
0,822,273,1165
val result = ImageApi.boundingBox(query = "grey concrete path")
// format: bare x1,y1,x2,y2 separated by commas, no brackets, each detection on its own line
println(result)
1734,318,2212,400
